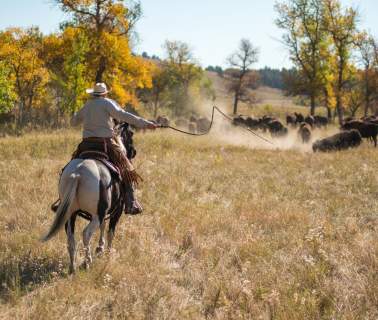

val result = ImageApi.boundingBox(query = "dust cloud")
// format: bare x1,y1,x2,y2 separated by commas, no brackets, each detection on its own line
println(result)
193,103,338,153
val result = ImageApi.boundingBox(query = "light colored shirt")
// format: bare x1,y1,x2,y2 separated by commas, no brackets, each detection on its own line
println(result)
71,97,151,138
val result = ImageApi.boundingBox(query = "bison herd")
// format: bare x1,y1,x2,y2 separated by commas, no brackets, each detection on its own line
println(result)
233,112,378,152
151,112,378,152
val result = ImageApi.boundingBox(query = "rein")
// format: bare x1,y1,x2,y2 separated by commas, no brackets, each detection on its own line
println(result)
159,106,275,146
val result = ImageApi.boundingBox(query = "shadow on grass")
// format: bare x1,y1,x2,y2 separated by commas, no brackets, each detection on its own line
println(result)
0,252,66,302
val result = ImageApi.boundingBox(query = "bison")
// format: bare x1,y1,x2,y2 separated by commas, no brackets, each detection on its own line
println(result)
341,120,378,147
245,117,261,130
304,115,315,128
156,115,170,127
298,123,311,143
314,115,328,128
286,115,295,127
294,112,305,124
197,117,211,132
267,120,288,137
233,115,247,127
312,129,362,152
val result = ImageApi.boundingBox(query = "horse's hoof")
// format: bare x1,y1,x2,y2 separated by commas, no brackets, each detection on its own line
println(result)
95,247,104,256
80,261,91,270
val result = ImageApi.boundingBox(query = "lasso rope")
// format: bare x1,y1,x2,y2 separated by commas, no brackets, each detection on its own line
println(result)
159,106,275,146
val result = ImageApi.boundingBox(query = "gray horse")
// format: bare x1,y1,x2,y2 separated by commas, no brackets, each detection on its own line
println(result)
42,127,130,274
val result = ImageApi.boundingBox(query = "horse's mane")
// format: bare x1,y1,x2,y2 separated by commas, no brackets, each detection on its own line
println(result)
115,122,136,160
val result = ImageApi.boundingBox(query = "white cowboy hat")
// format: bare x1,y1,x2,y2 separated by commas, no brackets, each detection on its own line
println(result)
86,83,109,95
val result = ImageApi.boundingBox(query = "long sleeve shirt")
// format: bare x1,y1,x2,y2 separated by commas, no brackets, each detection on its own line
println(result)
71,97,152,138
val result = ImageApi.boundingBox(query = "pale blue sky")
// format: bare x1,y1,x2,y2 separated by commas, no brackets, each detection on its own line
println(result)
0,0,377,68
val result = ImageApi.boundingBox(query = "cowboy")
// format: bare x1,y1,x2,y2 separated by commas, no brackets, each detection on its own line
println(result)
69,82,157,214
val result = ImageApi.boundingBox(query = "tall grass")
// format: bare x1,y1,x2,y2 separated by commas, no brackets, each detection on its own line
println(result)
0,129,377,319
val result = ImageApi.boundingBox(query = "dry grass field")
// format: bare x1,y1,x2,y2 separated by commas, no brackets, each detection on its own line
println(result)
0,127,377,319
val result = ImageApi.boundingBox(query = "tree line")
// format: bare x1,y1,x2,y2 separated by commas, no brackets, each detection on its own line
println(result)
276,0,378,123
206,66,293,90
0,0,376,129
0,0,213,130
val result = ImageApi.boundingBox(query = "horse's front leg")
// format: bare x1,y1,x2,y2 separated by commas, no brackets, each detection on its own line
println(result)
107,207,123,250
82,216,100,269
65,214,77,274
96,220,106,255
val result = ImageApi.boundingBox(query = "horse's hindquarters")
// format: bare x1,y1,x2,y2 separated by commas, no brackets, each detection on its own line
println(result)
60,159,111,216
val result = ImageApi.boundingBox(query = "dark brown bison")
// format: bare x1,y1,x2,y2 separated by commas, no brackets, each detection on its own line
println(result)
261,115,275,125
197,117,211,132
298,123,311,143
341,120,378,147
286,115,295,126
267,120,288,137
294,112,305,124
156,115,170,127
314,115,328,128
304,115,315,128
245,117,261,130
312,129,362,152
233,115,247,127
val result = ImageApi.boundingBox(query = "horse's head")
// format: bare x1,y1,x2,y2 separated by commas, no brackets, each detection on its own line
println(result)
117,122,137,160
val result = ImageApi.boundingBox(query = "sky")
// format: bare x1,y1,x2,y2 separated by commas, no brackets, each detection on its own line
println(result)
0,0,377,69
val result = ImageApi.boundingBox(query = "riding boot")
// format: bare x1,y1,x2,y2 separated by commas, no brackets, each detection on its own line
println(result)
123,182,143,215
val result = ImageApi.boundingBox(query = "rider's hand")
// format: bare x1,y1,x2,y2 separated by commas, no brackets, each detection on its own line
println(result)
146,122,158,130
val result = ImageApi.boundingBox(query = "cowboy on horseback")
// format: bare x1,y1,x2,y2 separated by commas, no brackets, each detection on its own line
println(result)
44,82,157,273
53,82,157,215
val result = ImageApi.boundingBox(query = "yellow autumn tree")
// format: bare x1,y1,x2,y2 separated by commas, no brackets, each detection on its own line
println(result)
42,27,91,116
0,27,49,125
55,0,153,107
323,0,359,123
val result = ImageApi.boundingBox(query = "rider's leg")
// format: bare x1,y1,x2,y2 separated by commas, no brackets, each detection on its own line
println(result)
108,139,143,215
123,181,143,215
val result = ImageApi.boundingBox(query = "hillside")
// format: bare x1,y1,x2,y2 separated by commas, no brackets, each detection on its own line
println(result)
0,130,377,319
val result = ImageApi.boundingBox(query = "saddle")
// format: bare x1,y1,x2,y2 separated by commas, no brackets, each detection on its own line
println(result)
78,151,121,181
73,137,122,181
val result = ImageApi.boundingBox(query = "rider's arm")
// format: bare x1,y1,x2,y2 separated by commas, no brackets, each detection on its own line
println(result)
71,106,85,126
106,99,153,129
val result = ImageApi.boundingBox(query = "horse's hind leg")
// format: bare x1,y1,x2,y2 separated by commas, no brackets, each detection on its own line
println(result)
82,216,100,269
65,214,77,274
96,220,106,255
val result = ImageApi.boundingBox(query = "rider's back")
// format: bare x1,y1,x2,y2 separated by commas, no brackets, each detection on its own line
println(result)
72,96,148,138
73,97,118,138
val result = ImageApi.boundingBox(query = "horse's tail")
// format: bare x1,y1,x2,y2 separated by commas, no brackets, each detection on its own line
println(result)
42,173,79,242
